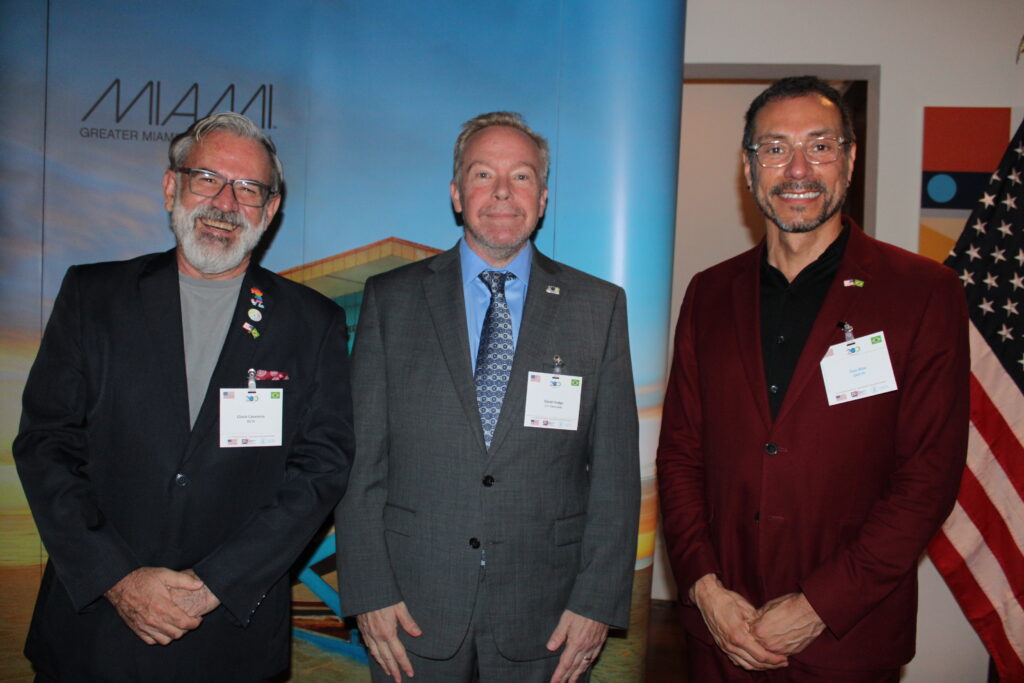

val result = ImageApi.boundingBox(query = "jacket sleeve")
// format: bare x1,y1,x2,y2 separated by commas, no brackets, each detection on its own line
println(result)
334,278,404,616
800,267,970,637
656,272,722,599
194,302,355,625
13,266,141,610
563,286,641,629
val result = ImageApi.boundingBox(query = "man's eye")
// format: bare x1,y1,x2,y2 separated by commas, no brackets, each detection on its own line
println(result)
765,144,787,156
196,174,220,185
236,184,259,196
515,173,529,181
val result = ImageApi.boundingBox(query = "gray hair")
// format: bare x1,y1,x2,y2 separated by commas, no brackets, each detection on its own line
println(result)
452,111,550,190
168,112,283,193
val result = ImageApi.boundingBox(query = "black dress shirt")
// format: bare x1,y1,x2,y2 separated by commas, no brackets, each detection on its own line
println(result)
760,224,851,418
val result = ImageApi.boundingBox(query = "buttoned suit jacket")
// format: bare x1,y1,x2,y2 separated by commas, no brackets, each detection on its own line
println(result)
657,224,970,671
14,250,354,682
335,244,640,661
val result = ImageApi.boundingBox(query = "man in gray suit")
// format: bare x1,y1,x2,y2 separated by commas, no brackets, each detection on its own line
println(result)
336,112,640,682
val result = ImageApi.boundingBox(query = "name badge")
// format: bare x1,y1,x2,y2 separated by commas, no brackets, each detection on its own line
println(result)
524,371,582,431
820,331,897,406
219,388,284,447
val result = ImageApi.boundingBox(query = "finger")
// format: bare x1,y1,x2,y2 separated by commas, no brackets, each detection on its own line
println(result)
387,637,415,678
158,568,204,591
549,649,578,683
546,615,570,652
395,603,423,637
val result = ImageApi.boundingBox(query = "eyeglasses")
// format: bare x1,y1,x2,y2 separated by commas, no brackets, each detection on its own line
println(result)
177,168,275,207
746,136,850,168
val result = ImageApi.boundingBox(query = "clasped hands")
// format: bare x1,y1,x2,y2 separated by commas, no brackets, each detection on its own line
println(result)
691,574,826,671
104,566,220,645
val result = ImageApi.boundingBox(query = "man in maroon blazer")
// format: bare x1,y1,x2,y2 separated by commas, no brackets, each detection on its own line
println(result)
657,76,969,681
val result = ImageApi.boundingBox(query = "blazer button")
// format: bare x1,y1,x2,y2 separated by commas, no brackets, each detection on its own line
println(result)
482,475,495,487
764,442,779,456
469,537,481,549
175,473,189,487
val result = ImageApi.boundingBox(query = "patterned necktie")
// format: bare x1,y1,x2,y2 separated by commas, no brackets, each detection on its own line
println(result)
475,271,516,449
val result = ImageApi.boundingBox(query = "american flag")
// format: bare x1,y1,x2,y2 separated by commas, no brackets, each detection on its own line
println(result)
928,117,1024,682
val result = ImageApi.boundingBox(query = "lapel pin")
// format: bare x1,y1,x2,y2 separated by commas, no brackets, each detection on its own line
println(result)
546,285,560,295
843,278,864,288
248,308,262,322
243,322,261,339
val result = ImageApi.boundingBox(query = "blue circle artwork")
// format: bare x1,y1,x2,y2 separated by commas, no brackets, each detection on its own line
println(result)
927,174,957,203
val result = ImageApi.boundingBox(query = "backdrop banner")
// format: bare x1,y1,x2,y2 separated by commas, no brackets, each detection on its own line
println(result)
0,2,684,679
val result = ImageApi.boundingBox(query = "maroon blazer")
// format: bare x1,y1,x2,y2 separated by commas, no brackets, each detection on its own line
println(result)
657,224,969,671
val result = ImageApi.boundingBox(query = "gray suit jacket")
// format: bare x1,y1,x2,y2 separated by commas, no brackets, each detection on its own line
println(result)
336,243,639,661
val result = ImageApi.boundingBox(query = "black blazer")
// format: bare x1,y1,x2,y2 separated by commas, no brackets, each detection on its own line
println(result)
14,250,354,681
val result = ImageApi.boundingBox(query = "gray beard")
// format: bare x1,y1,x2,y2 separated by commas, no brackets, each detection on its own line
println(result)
753,179,847,235
170,197,265,275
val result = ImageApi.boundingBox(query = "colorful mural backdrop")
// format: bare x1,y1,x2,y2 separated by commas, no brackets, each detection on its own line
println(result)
919,107,1024,262
0,1,683,679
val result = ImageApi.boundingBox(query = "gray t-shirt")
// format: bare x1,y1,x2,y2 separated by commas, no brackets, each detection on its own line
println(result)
179,272,244,427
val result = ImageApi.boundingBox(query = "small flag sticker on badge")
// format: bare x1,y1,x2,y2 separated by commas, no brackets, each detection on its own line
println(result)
571,379,581,387
271,391,281,399
871,335,882,344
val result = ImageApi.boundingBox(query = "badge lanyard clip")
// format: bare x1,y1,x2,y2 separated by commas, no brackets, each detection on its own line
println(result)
247,368,256,389
838,322,855,343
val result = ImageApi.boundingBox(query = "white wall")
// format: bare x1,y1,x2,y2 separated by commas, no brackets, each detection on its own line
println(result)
683,0,1024,253
657,0,1024,678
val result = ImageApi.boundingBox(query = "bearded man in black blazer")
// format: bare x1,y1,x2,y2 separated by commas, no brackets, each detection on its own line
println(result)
14,112,354,681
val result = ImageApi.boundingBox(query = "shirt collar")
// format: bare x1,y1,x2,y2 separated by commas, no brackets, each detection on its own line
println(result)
459,237,533,287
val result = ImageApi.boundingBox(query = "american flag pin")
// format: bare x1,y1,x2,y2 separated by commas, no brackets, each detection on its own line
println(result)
546,285,560,295
843,279,865,288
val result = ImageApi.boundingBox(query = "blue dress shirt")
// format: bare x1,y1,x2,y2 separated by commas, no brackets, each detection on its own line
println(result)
460,238,532,371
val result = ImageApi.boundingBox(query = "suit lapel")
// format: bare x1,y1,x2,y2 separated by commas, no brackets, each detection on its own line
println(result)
731,245,772,431
422,247,487,453
774,226,877,425
183,267,267,460
486,248,563,458
138,251,192,437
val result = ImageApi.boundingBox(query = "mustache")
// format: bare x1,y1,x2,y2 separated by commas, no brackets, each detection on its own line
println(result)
770,181,826,196
193,205,245,228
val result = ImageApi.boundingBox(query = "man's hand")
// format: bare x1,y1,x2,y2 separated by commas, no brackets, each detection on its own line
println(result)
751,592,825,656
104,567,204,645
169,568,220,618
690,574,788,671
546,609,609,682
356,602,422,682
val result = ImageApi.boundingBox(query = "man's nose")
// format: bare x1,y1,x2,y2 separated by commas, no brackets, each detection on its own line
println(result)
212,182,241,210
492,176,511,199
785,146,811,179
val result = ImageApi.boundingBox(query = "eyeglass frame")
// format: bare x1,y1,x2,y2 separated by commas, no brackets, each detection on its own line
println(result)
745,136,851,168
175,167,278,207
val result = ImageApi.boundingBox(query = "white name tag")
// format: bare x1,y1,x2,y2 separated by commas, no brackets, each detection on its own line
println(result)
523,371,582,431
820,331,897,406
219,388,284,447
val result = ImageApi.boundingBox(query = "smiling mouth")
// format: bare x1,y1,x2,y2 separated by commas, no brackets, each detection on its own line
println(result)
777,191,821,200
200,218,240,233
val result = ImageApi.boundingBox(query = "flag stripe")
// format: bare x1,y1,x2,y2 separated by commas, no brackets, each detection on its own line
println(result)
953,463,1024,611
970,324,1024,447
929,529,1024,681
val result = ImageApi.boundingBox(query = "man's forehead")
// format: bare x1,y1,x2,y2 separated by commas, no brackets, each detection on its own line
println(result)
753,95,842,139
186,131,272,177
463,126,541,165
